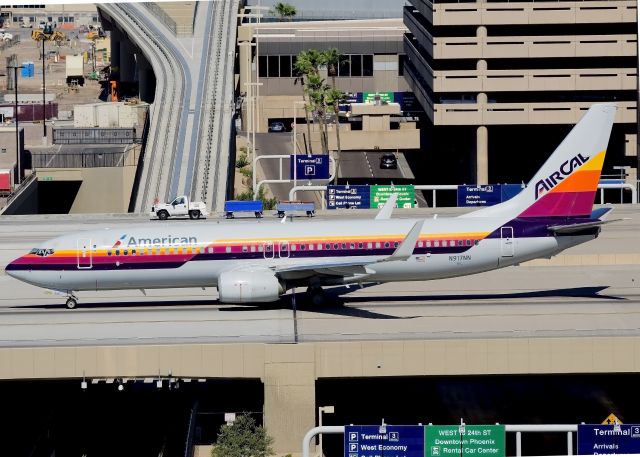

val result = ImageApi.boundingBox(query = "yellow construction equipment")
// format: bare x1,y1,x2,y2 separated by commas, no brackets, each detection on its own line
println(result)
31,27,65,45
87,27,105,41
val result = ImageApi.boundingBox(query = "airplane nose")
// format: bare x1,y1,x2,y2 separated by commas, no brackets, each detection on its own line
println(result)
5,258,27,281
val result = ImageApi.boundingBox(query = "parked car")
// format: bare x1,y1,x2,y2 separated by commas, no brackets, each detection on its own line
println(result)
380,152,398,169
268,121,285,132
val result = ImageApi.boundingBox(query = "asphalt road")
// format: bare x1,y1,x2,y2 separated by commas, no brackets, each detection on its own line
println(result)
252,132,419,205
0,205,638,347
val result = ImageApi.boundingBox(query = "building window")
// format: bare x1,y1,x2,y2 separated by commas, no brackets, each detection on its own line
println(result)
337,55,374,77
279,55,291,77
267,55,279,77
363,55,373,76
398,54,405,76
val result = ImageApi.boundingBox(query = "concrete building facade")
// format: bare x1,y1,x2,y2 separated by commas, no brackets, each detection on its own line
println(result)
402,0,638,186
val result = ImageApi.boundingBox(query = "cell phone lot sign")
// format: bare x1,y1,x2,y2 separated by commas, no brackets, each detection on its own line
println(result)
424,425,505,457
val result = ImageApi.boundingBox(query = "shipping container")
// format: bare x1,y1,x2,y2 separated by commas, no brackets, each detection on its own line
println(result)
0,169,12,193
65,54,84,78
53,127,137,144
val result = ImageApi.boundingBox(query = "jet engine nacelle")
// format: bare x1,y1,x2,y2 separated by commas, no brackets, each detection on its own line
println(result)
217,270,283,303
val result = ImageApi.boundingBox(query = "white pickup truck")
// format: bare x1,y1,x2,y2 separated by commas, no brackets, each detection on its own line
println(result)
150,196,209,220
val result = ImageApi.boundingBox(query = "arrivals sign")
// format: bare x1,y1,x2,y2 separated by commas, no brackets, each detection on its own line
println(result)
370,185,415,208
424,425,505,457
345,425,424,457
290,154,330,180
577,424,640,455
457,184,523,207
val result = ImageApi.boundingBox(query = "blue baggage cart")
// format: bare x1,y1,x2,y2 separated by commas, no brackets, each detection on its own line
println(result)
276,201,315,218
224,200,263,219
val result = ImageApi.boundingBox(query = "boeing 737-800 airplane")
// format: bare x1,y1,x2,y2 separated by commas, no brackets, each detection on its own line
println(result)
6,104,618,308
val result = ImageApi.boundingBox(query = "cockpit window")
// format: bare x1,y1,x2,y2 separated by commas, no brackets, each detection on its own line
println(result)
29,248,54,256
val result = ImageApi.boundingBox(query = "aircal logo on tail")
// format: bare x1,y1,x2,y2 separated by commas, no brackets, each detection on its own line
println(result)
534,153,589,199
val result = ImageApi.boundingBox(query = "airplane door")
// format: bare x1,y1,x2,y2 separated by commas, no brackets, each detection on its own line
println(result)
278,241,290,258
77,238,93,269
263,241,274,259
500,227,514,257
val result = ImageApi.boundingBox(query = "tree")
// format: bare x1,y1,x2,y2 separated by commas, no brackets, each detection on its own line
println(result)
325,87,347,182
322,48,344,182
293,50,323,154
211,413,274,457
306,73,331,155
273,2,297,21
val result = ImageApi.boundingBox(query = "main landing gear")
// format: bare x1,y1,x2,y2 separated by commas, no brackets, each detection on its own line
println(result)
65,295,78,309
306,286,326,306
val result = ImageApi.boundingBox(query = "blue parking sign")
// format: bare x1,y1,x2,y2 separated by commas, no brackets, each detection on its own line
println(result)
344,425,424,457
290,155,330,180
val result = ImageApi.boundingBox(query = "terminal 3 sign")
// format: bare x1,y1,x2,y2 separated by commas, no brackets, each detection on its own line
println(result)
327,185,415,209
344,425,505,457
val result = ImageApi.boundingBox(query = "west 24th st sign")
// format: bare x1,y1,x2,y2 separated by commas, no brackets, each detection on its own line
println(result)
344,425,505,457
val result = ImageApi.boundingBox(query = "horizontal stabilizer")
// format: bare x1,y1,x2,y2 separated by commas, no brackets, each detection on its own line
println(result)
548,219,622,234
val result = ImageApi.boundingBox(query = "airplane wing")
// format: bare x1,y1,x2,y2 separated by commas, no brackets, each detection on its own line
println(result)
272,220,424,279
374,193,398,220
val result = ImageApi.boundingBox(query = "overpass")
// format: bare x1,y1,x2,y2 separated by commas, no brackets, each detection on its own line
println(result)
1,207,639,455
97,1,238,213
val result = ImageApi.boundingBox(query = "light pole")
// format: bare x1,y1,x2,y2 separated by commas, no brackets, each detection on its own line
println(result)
293,100,307,195
7,64,23,185
246,82,263,199
317,406,335,457
40,24,53,139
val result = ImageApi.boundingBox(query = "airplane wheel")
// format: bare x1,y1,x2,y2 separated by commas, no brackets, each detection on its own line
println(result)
306,287,325,306
189,210,201,220
66,297,78,309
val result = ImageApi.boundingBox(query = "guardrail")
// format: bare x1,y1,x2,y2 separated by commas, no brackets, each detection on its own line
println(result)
32,148,139,168
288,182,637,208
303,424,581,457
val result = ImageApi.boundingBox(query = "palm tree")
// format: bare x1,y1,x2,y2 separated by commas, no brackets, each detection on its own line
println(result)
322,48,343,182
306,74,331,155
273,2,297,21
293,52,315,154
325,88,347,182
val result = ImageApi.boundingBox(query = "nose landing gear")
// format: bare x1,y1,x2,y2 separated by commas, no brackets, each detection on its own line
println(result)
65,295,78,309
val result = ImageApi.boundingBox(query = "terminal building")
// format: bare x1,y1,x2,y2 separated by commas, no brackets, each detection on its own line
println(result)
402,0,638,187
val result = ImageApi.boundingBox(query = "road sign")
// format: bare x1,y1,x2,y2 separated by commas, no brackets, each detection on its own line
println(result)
370,185,415,208
578,424,640,455
424,425,505,457
344,425,424,457
603,413,623,425
362,92,395,104
290,154,330,180
327,185,370,209
457,185,502,207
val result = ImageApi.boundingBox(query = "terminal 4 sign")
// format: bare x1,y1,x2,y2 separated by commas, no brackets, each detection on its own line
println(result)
345,425,425,457
425,425,505,457
578,424,640,455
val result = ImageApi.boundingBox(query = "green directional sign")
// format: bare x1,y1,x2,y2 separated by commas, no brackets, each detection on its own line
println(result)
363,91,395,103
370,184,415,208
424,425,505,457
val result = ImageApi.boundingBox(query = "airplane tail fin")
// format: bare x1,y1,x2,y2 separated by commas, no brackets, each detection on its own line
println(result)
463,103,616,219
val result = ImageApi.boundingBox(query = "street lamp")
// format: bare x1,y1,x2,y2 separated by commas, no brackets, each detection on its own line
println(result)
7,64,24,185
292,100,307,194
318,405,335,457
39,24,54,139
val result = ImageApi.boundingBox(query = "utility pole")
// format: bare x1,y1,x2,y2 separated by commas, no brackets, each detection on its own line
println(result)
7,64,24,185
40,24,53,139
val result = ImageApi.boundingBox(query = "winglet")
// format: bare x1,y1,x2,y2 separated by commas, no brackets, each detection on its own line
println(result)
374,193,399,220
378,220,424,262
